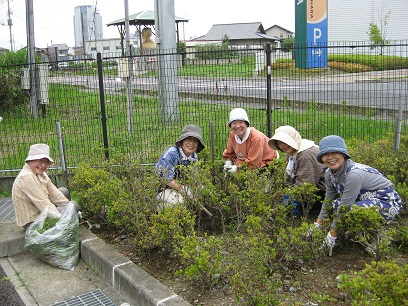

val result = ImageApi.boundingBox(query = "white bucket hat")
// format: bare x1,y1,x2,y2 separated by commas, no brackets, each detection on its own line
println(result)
228,108,250,127
268,126,301,151
25,143,54,163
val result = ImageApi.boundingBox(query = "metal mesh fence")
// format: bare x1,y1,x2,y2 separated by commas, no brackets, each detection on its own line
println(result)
0,40,407,176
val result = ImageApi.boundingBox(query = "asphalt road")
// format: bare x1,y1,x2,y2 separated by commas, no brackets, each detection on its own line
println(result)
50,69,408,111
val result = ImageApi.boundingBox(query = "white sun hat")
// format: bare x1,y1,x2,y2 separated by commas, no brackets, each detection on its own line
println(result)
25,143,54,163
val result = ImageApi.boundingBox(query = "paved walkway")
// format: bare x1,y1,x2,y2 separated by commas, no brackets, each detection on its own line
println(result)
0,197,191,306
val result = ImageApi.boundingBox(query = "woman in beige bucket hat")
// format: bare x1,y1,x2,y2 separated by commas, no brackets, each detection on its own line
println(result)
12,143,80,230
268,126,326,216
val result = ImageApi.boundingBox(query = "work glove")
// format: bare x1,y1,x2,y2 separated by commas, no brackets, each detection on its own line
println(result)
224,160,237,174
321,232,337,256
306,222,322,238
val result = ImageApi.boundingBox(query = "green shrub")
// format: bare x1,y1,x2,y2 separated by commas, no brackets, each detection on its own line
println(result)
175,233,224,290
338,206,389,261
339,261,408,305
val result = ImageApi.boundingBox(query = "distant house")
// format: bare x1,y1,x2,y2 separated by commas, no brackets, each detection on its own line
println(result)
189,22,278,48
265,25,294,41
0,47,8,55
38,44,70,62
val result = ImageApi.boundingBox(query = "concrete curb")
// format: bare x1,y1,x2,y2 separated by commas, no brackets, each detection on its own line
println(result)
0,221,25,257
79,227,191,306
0,221,191,306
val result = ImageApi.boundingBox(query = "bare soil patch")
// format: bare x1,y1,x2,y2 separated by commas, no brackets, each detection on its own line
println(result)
91,224,408,306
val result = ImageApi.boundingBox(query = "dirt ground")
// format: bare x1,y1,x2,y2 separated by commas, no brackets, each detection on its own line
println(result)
92,225,408,306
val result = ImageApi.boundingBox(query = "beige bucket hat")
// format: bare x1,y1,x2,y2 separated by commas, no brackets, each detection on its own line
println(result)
25,143,54,163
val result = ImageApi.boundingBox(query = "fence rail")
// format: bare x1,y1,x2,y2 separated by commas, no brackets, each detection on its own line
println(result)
0,41,407,176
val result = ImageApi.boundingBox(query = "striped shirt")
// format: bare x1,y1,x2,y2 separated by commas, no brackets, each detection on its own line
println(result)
12,163,68,227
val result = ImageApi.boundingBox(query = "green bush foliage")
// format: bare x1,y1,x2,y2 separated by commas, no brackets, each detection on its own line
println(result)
0,49,29,110
69,133,407,305
175,233,224,290
339,261,408,305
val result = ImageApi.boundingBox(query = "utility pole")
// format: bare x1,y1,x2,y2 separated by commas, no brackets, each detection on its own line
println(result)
154,0,179,123
0,0,13,50
26,0,38,118
6,0,13,50
124,0,134,133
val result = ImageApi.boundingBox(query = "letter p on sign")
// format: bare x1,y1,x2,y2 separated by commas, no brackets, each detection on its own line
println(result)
313,28,322,44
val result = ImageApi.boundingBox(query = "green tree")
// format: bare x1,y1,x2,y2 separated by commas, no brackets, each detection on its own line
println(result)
0,48,29,110
177,41,187,65
367,10,391,55
281,37,295,53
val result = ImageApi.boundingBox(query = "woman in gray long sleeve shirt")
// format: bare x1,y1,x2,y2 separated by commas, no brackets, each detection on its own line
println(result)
314,135,402,254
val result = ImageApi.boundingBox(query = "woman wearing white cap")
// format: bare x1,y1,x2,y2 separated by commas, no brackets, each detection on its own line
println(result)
12,143,80,231
268,126,326,215
156,124,205,205
223,108,278,173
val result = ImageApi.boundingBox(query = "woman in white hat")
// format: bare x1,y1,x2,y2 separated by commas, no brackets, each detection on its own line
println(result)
268,126,326,215
156,124,205,205
269,125,325,188
12,143,80,231
223,108,278,173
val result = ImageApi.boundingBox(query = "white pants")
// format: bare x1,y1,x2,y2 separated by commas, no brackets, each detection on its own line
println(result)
156,189,185,210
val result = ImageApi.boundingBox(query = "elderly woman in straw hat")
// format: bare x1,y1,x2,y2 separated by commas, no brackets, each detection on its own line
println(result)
313,135,402,256
12,143,80,231
155,124,205,205
268,125,326,216
223,108,279,174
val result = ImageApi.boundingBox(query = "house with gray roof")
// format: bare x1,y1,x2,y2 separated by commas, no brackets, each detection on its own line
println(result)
190,22,278,48
265,25,294,41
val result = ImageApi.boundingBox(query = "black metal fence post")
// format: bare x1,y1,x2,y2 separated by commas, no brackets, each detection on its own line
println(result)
265,43,272,138
97,52,110,160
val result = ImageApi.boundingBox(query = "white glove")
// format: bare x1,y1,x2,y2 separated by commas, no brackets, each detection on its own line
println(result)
180,185,193,199
321,232,337,256
306,222,322,238
224,161,237,174
313,222,322,230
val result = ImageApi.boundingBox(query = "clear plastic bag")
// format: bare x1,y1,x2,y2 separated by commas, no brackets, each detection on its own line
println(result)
25,202,80,271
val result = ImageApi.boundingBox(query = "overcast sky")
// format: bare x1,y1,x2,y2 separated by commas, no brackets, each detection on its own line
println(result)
0,0,295,50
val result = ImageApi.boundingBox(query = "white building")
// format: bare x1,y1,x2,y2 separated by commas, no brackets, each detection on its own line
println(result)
328,0,408,42
74,5,103,48
86,37,139,58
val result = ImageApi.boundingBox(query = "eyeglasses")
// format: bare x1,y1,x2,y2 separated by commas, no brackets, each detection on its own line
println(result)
37,159,52,166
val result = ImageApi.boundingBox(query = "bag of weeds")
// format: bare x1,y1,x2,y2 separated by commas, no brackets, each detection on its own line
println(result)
25,202,80,271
